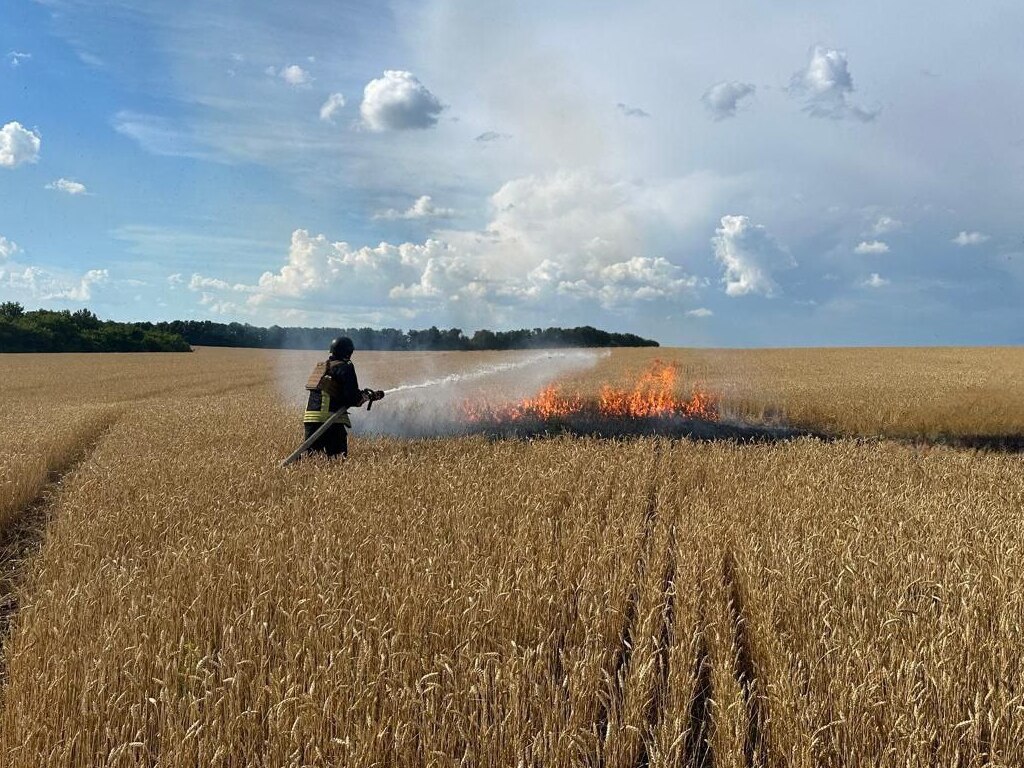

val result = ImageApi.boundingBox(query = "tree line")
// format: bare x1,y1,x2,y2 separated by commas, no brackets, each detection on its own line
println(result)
0,304,191,353
157,319,658,351
0,303,659,353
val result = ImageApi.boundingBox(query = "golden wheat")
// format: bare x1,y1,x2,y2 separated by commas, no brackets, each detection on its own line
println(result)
0,347,1020,766
563,346,1024,439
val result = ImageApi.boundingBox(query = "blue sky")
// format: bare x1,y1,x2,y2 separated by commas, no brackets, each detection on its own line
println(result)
1,0,1022,345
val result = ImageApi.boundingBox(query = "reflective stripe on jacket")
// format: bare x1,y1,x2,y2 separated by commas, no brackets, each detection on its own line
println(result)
303,389,353,426
302,357,362,426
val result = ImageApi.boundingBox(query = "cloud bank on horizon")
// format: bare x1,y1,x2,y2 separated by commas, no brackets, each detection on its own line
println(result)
1,0,1022,345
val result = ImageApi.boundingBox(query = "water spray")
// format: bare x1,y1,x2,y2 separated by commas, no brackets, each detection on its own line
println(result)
280,351,605,465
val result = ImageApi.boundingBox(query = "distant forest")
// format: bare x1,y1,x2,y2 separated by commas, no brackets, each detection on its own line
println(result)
0,304,190,352
0,303,659,353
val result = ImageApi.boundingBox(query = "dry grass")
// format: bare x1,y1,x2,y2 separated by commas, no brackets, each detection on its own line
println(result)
0,347,1021,766
0,405,119,530
565,346,1024,439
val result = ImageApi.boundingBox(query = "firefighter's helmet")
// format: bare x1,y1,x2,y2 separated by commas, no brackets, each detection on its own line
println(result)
330,336,354,359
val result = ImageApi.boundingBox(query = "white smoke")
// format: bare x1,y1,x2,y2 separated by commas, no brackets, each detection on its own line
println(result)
355,350,608,437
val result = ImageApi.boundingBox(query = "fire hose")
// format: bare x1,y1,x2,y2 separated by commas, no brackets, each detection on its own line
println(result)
280,388,385,467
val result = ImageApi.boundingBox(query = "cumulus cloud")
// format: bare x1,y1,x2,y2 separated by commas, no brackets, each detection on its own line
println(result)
187,171,700,320
0,236,18,261
198,293,241,315
701,82,755,120
871,215,903,235
188,274,253,292
952,231,990,246
0,265,108,301
863,272,889,288
234,230,432,306
616,102,650,118
7,51,31,67
686,307,713,318
360,70,444,131
0,121,41,167
319,92,346,122
46,177,89,196
374,195,456,221
556,257,698,304
269,64,312,87
712,215,794,297
60,269,109,300
0,239,108,302
855,240,889,254
790,46,878,121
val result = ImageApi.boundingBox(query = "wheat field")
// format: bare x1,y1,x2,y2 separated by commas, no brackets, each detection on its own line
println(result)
0,347,1021,766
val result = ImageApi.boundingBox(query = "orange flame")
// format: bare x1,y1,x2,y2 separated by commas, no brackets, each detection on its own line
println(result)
462,360,719,423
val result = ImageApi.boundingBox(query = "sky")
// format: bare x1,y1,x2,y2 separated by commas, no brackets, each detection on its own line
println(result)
1,0,1022,346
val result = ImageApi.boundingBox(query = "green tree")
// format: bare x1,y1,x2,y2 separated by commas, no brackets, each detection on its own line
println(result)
0,301,24,320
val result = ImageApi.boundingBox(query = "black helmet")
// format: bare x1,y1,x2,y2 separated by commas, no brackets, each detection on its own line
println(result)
329,336,354,359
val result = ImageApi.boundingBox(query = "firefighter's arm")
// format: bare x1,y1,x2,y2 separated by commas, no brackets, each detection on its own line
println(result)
334,361,365,408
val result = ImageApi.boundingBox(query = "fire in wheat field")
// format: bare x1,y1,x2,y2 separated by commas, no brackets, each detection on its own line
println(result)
459,360,729,437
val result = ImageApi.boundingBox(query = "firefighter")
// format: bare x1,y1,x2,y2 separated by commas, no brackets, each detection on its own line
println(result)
302,337,381,458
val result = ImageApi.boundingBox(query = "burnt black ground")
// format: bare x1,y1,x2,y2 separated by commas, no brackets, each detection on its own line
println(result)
450,414,1024,453
463,414,828,444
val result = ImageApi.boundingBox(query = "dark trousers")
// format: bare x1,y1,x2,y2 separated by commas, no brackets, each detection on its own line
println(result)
304,422,348,457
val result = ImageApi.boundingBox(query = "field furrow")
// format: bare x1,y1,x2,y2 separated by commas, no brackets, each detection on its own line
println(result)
0,348,1021,766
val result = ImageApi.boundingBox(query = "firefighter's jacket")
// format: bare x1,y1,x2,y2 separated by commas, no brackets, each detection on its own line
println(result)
304,358,363,426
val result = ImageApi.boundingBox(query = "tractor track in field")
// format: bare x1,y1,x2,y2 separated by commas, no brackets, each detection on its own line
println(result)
0,413,120,685
635,531,678,768
723,549,771,768
686,610,716,768
117,372,277,405
594,446,662,768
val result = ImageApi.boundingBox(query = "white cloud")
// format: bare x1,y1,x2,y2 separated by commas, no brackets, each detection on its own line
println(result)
701,82,755,121
167,273,184,287
46,177,89,196
712,215,794,297
0,265,108,301
7,51,31,67
0,236,18,261
112,111,215,161
952,231,990,246
360,70,444,131
0,238,108,303
198,291,240,315
0,121,42,168
77,51,103,68
855,240,890,254
272,63,312,87
556,257,698,305
240,230,432,306
319,92,346,122
791,46,878,121
188,274,253,292
373,195,456,220
685,307,713,318
61,269,109,300
871,215,903,235
862,272,889,288
188,171,701,320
